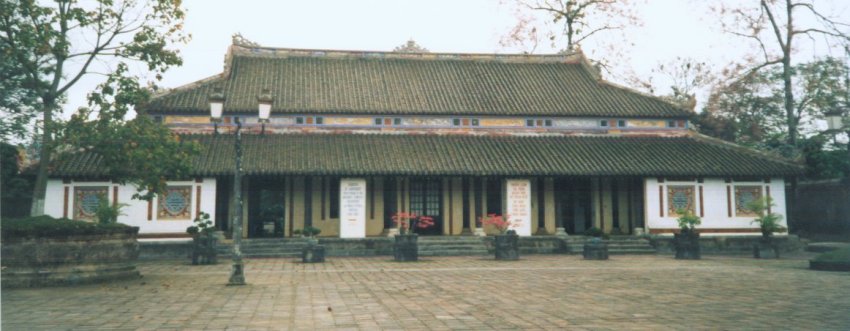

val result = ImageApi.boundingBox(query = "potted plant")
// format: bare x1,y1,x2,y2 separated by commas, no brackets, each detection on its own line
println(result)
673,209,701,260
581,227,608,260
747,197,785,259
299,226,325,263
391,212,435,262
481,214,519,260
186,212,217,265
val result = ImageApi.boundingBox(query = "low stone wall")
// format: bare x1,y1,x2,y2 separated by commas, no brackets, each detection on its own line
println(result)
649,235,804,255
138,240,193,260
2,229,141,288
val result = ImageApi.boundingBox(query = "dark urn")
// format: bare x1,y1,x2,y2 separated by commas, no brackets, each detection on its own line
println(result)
494,230,519,261
583,237,609,260
674,230,701,260
394,234,419,262
191,234,218,265
302,238,325,263
753,238,780,259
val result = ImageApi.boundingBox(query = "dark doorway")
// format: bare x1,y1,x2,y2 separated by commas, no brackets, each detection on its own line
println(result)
247,177,286,238
555,178,592,235
409,178,442,235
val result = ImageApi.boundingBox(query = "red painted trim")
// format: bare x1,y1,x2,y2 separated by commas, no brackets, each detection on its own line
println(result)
726,186,732,217
113,186,118,208
698,186,704,218
650,228,762,234
63,187,69,218
288,178,294,237
658,185,664,217
449,179,454,235
147,199,153,221
196,186,202,217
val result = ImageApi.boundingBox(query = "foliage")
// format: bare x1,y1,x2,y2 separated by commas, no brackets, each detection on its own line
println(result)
186,212,215,236
675,209,702,233
746,197,786,239
479,213,517,235
94,198,128,225
1,215,136,240
300,226,322,238
0,0,189,214
812,246,850,263
391,212,435,235
1,143,32,219
714,0,850,149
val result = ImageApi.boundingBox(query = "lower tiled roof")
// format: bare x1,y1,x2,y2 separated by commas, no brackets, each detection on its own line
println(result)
53,133,803,178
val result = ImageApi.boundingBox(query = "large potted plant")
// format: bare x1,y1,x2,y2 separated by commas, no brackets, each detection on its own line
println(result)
300,226,325,263
747,197,786,259
481,214,519,260
582,227,608,260
391,212,434,262
186,212,217,265
673,209,701,260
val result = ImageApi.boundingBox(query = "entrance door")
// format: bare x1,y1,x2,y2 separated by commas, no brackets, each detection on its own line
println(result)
248,178,286,238
409,178,442,235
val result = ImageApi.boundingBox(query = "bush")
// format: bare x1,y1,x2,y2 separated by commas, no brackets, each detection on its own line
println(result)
812,246,850,263
1,215,136,240
676,209,701,232
583,227,604,238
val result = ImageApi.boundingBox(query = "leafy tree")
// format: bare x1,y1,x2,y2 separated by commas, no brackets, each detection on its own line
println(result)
0,142,32,219
715,0,850,149
0,0,190,215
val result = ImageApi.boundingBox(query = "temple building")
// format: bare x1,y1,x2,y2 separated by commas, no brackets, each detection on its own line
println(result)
44,38,803,239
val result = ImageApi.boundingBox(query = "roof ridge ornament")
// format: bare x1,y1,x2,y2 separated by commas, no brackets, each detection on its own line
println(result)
232,33,260,47
393,39,429,53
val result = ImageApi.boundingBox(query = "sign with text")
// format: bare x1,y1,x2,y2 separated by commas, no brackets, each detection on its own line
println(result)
505,179,532,236
339,178,367,238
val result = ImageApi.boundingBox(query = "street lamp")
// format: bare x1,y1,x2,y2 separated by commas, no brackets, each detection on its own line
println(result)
824,107,850,174
209,87,246,286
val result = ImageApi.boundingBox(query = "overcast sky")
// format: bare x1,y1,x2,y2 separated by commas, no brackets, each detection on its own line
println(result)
61,0,850,119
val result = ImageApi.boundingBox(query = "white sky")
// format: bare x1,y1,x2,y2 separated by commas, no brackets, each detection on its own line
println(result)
61,0,850,119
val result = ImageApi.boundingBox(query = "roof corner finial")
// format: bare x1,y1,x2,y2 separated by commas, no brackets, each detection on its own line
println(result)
232,33,260,47
393,39,429,53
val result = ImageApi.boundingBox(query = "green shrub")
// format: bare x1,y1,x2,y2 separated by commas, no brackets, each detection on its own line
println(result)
95,198,128,225
812,246,850,263
583,227,604,238
186,212,215,236
1,215,136,240
746,197,786,238
675,209,701,233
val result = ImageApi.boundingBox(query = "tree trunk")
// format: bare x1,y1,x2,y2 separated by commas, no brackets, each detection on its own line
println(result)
782,56,797,148
30,100,55,216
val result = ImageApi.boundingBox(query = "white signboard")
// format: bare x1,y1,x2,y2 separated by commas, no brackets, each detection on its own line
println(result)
506,179,532,236
339,178,367,238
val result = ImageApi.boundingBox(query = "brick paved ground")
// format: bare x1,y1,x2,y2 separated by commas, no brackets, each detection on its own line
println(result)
3,254,849,330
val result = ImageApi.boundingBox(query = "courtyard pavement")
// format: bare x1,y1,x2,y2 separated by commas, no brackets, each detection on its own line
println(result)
2,254,849,330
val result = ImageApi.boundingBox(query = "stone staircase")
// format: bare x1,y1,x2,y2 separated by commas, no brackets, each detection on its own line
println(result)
213,235,656,258
564,236,656,255
217,238,308,258
416,236,489,256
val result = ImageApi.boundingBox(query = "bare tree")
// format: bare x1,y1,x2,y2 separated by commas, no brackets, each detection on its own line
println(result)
717,0,850,148
627,56,717,109
500,0,640,53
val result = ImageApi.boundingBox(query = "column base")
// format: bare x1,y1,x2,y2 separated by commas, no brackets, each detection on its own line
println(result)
474,228,486,237
555,227,568,237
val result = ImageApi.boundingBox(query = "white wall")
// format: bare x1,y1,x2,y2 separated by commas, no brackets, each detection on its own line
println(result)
44,178,217,235
645,177,788,236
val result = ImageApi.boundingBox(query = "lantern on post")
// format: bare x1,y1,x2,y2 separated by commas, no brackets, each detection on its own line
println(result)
257,88,273,135
209,88,225,134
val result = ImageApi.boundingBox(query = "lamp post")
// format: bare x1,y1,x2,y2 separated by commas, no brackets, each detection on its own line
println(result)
258,88,273,134
825,107,849,165
209,88,247,285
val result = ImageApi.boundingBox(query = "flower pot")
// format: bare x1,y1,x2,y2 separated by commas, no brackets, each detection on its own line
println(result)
394,234,419,262
302,244,325,263
753,238,780,259
583,238,608,260
191,234,218,265
494,233,519,261
674,231,700,260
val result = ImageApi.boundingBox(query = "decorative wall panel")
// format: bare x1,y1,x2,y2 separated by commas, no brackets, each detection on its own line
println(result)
552,119,598,128
628,120,666,128
667,185,695,216
73,186,108,221
324,117,373,125
401,117,452,126
158,186,193,220
734,186,762,217
479,118,524,127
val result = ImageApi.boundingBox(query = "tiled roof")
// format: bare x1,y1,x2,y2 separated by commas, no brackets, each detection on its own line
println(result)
144,45,691,118
52,133,803,177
